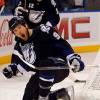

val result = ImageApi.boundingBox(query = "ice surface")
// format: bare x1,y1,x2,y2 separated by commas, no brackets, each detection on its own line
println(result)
0,52,98,100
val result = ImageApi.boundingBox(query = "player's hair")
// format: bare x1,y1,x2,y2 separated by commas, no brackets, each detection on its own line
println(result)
9,17,26,31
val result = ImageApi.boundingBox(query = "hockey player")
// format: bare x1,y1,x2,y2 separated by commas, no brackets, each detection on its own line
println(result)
14,0,60,28
5,0,60,76
3,17,85,100
3,0,60,78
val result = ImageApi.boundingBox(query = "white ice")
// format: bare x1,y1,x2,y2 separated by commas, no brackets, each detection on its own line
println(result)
0,52,98,100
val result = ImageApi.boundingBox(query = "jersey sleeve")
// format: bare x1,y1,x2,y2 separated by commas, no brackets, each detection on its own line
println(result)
37,24,75,59
46,0,60,26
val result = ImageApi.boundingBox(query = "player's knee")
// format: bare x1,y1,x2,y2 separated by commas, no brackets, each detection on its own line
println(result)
39,76,54,89
39,75,54,97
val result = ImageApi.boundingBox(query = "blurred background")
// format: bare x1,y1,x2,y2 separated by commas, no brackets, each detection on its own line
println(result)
55,0,100,12
0,0,100,15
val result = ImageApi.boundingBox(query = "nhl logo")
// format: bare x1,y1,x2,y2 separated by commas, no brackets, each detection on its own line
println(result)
37,0,42,2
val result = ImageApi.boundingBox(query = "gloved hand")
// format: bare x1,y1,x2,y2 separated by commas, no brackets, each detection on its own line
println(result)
3,64,18,78
15,6,28,17
71,59,81,73
67,54,85,73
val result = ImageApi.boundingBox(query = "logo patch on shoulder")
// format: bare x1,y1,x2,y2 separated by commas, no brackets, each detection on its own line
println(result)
40,24,50,33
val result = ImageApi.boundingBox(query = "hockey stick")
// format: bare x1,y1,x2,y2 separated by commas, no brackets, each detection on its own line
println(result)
85,64,99,68
34,65,72,70
19,56,99,71
14,50,74,71
22,58,73,70
24,0,26,9
21,56,73,70
14,50,99,71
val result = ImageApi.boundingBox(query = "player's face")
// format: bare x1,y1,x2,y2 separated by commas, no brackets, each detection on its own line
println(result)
13,24,29,41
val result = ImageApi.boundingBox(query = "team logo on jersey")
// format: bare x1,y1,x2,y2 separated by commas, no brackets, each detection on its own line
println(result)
29,10,45,24
20,43,36,64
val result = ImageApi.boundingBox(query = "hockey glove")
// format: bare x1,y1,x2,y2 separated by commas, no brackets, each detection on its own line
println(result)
3,64,18,78
15,7,28,17
67,54,85,73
